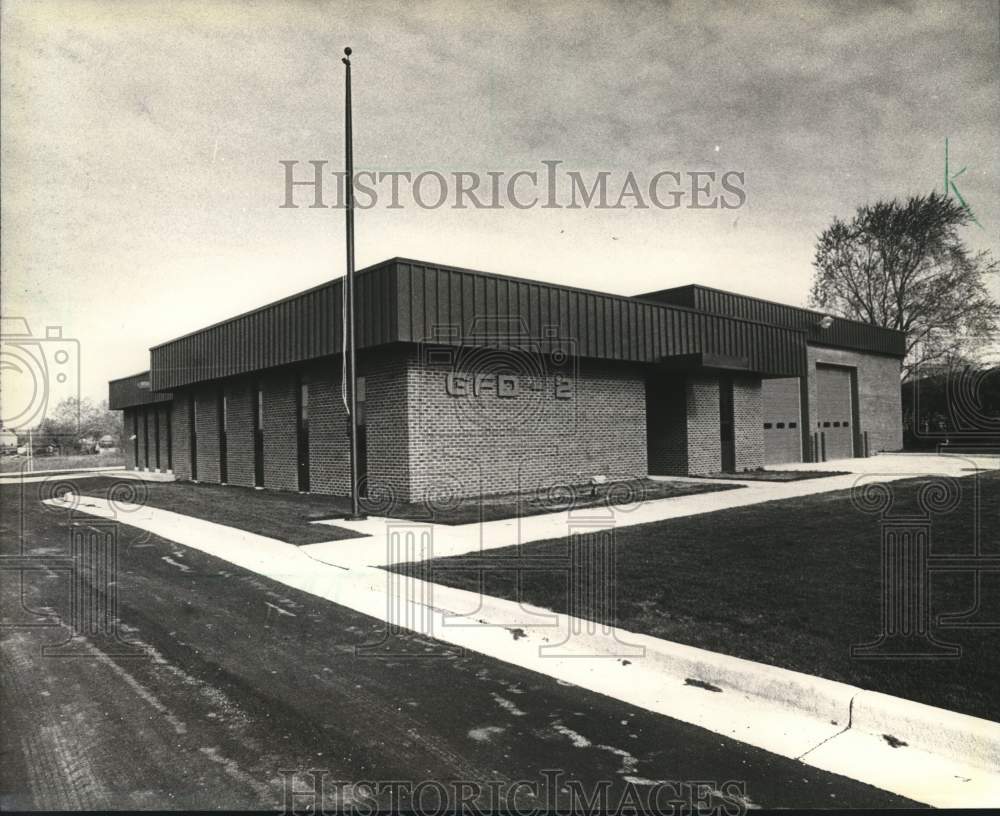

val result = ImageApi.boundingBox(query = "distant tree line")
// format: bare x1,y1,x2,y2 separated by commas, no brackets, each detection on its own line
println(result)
23,397,123,454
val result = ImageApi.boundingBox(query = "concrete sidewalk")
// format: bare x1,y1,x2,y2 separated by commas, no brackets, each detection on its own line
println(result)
301,452,1000,569
48,458,1000,807
0,467,173,485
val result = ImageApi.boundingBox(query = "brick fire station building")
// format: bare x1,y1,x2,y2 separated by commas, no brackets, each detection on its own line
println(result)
109,257,904,501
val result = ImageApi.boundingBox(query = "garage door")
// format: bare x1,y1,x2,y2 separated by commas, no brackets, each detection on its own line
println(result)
816,365,854,460
762,378,802,464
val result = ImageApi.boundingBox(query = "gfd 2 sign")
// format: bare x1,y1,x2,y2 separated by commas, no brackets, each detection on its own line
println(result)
445,372,574,400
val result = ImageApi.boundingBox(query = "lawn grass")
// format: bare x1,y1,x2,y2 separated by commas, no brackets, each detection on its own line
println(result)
0,452,125,473
393,472,1000,721
72,477,364,544
62,475,738,535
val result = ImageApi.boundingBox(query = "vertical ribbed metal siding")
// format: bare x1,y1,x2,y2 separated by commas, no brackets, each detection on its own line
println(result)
688,287,904,356
645,285,905,356
394,261,804,376
146,259,811,391
149,262,398,390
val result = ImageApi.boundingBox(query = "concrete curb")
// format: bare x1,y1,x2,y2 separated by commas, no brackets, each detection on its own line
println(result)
851,689,1000,769
633,632,857,726
607,633,1000,772
637,631,1000,771
451,582,1000,772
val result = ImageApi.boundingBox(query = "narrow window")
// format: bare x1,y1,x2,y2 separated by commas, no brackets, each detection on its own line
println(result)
297,378,310,492
763,422,773,430
153,409,161,469
356,376,366,427
776,422,785,429
218,389,228,484
843,420,850,427
253,383,264,487
189,396,198,480
355,376,367,497
823,421,831,428
132,411,139,468
789,422,797,429
166,410,173,470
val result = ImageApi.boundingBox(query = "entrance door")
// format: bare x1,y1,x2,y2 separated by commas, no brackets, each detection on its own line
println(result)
719,375,736,472
816,365,854,459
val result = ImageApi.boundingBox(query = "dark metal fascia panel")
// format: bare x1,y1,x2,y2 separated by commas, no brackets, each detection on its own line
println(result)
149,262,399,391
642,284,905,357
109,371,172,409
403,262,804,377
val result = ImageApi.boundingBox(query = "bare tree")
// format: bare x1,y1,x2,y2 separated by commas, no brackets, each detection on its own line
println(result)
810,192,998,380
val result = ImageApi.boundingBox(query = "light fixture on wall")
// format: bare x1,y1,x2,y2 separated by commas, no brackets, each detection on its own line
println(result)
137,380,151,390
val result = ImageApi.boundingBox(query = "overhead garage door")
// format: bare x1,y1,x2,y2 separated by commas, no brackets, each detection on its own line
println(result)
762,378,802,464
816,365,854,460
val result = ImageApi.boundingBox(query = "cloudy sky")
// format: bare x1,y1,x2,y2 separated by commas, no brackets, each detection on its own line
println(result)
2,0,997,409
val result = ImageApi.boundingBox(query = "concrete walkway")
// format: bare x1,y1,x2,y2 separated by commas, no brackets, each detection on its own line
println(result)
0,467,173,485
49,452,1000,807
301,452,1000,569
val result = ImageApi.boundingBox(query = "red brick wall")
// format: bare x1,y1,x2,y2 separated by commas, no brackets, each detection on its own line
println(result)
261,369,299,491
733,375,764,471
223,381,255,487
363,349,412,501
406,354,647,501
193,386,221,483
304,365,351,496
170,391,193,480
685,374,722,475
304,348,413,500
152,347,822,494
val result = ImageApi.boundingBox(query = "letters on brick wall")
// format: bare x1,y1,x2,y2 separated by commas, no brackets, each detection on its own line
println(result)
444,372,574,400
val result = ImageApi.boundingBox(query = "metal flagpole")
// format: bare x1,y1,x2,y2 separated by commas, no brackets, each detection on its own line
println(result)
342,46,365,520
